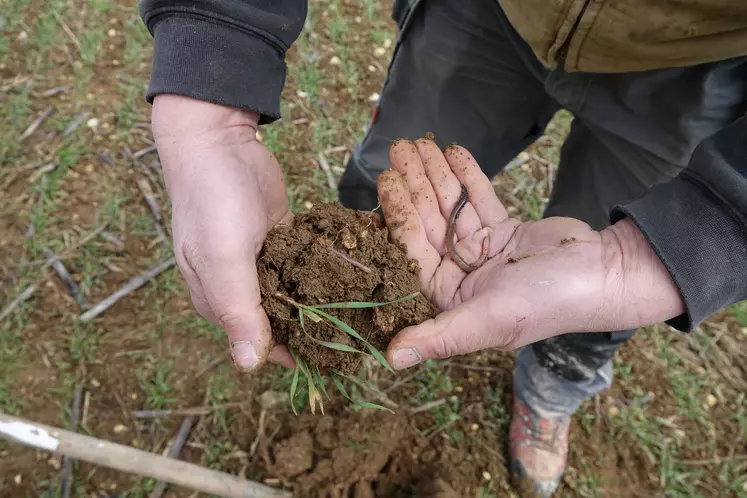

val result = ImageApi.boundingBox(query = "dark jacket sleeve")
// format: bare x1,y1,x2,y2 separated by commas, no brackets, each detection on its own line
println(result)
611,115,747,331
139,0,307,124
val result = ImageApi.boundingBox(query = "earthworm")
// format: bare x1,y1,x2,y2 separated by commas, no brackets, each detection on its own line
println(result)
446,184,490,273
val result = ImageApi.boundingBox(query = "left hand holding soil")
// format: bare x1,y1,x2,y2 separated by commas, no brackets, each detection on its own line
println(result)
377,139,685,369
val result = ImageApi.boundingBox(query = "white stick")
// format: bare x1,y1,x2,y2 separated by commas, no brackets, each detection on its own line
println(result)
0,285,36,322
317,152,336,190
79,257,176,321
0,412,290,498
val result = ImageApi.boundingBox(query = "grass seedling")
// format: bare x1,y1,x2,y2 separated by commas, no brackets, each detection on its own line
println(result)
278,291,419,414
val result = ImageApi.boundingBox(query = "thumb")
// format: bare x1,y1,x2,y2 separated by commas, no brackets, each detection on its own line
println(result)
386,294,530,369
198,255,273,371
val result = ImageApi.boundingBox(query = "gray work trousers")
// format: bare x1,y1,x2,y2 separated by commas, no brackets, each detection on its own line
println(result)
337,0,747,417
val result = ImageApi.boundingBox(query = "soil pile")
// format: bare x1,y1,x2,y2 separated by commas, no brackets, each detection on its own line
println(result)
258,203,435,373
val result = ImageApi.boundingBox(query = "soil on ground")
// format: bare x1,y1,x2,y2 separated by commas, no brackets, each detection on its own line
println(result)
258,202,436,373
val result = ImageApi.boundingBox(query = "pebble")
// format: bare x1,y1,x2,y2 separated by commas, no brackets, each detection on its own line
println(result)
355,16,362,23
107,28,117,37
114,424,128,434
454,386,463,393
329,56,341,65
18,31,28,42
607,406,620,417
368,92,380,102
367,65,376,73
296,90,309,98
706,394,718,407
482,471,491,481
674,429,686,439
383,38,392,49
14,475,21,485
304,201,313,210
373,47,386,57
86,118,99,129
470,423,479,432
47,457,61,470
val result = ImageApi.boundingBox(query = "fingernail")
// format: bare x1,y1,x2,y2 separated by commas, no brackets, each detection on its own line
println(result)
392,348,421,370
231,341,258,370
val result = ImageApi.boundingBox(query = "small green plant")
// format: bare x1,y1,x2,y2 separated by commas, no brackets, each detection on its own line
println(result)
277,292,419,414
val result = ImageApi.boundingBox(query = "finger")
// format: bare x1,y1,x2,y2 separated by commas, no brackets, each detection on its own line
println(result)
444,145,509,227
196,254,273,371
377,169,441,289
387,293,532,369
268,345,296,369
415,139,483,242
389,140,448,254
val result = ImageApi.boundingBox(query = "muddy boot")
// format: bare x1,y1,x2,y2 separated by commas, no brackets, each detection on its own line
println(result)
509,398,570,498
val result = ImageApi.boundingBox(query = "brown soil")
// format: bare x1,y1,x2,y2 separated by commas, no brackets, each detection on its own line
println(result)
258,202,435,373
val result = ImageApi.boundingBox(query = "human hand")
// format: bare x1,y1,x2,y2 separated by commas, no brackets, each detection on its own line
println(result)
377,139,684,369
153,95,294,370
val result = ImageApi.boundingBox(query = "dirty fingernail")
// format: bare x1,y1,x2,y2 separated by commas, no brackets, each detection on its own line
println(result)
231,341,258,370
392,348,421,370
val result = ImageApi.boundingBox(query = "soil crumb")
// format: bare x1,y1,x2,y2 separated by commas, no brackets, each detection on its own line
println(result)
258,202,435,373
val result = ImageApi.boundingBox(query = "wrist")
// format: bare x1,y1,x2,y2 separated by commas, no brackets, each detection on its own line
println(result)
599,217,685,328
152,94,259,142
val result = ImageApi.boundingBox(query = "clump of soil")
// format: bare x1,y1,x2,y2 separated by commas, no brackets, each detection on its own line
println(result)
258,203,435,374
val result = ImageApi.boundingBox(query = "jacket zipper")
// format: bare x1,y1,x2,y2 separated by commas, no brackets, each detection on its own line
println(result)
557,0,592,62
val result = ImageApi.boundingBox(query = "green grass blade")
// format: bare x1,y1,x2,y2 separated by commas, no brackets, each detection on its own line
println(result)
309,308,367,342
289,350,301,416
330,373,352,401
355,401,395,414
364,343,395,374
314,368,329,400
314,341,363,353
302,308,323,323
312,292,420,309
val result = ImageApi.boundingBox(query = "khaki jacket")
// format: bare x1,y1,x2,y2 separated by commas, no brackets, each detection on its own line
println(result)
498,0,747,73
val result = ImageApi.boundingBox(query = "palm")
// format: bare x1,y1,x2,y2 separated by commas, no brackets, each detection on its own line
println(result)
378,140,608,350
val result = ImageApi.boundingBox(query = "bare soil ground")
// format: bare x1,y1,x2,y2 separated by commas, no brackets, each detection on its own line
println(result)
1,1,746,497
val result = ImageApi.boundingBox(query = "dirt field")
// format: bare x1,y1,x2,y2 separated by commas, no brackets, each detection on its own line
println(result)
1,1,746,497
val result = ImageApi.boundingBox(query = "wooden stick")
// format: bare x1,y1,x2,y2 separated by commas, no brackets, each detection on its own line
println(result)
61,386,84,498
317,152,336,190
0,412,291,498
62,112,89,138
43,248,86,305
133,144,157,158
0,284,36,322
149,416,196,498
52,11,82,53
132,402,245,419
79,257,176,321
42,85,70,97
18,107,53,143
136,177,169,244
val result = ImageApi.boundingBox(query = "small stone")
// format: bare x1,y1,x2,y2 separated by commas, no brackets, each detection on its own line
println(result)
14,474,21,485
47,457,61,470
18,31,28,41
373,47,386,57
470,424,479,432
368,93,380,103
340,228,357,249
107,28,117,37
84,164,94,174
741,327,747,337
674,429,686,439
706,394,718,407
329,56,341,65
607,406,620,417
354,16,362,23
112,59,120,66
742,481,747,492
86,118,99,129
296,90,309,98
367,65,376,73
454,386,463,393
90,378,101,388
304,201,313,210
383,38,392,49
113,424,128,434
130,393,137,400
482,471,492,481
